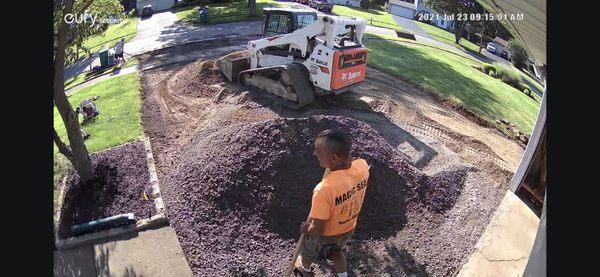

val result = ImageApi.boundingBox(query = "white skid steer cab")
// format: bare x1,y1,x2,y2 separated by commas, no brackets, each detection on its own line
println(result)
219,8,368,109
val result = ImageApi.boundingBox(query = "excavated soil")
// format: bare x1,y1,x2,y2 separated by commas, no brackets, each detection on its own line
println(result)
58,141,155,239
139,49,519,276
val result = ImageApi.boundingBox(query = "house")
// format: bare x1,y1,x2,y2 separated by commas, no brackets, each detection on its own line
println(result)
136,0,175,13
330,0,361,8
388,0,454,31
388,0,418,19
492,36,508,53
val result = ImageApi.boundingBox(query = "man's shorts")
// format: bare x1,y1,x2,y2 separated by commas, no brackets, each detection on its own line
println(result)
299,229,354,262
115,53,124,59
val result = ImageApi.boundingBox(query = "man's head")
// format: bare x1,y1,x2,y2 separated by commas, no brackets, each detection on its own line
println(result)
313,129,352,169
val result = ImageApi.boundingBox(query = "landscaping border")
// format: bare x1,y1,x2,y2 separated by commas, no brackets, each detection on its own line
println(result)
55,137,169,250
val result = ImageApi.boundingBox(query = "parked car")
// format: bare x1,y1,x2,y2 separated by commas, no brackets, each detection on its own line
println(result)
141,4,153,18
309,0,333,12
296,0,310,5
500,49,509,60
486,42,497,54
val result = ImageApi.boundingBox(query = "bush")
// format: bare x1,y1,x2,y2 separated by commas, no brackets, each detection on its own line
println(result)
520,83,532,97
507,39,528,69
488,70,496,78
493,62,521,87
481,63,496,74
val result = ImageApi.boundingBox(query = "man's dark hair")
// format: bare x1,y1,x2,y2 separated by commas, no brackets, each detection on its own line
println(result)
317,129,352,158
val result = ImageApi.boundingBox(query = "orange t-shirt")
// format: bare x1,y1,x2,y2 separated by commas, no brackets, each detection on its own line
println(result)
309,158,370,237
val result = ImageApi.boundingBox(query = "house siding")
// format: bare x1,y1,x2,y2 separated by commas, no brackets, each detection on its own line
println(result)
331,0,361,8
136,0,174,12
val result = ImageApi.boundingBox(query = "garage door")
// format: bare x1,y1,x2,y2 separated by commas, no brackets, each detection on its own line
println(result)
137,0,174,12
389,4,415,19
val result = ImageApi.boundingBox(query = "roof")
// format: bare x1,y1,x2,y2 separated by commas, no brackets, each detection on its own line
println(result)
493,36,508,47
476,0,546,65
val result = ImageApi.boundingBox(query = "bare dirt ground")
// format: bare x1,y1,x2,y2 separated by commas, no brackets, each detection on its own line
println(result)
137,46,523,276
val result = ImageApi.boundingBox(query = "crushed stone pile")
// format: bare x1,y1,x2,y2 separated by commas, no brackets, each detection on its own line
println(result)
159,115,468,275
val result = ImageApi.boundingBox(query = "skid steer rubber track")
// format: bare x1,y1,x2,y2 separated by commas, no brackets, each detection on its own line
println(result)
238,63,315,110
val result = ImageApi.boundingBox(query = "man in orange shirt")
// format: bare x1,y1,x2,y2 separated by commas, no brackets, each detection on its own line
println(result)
294,130,370,277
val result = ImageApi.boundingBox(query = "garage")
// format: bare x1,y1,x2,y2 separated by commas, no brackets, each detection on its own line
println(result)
136,0,174,13
389,4,416,19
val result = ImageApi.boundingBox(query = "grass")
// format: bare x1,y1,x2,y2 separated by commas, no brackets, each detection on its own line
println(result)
364,34,541,134
332,5,402,31
82,17,140,53
54,72,143,156
414,21,483,56
174,0,282,25
64,57,140,90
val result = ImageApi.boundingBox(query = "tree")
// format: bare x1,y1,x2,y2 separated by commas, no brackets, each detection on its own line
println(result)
53,0,122,183
55,0,123,64
422,0,479,44
507,39,528,69
249,0,256,17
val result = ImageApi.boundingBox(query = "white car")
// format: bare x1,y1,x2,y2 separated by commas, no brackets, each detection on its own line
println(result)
486,42,497,53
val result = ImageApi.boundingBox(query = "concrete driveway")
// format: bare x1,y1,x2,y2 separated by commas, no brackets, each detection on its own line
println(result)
392,15,432,38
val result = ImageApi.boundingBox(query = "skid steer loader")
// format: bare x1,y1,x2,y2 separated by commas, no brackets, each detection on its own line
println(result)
219,8,368,109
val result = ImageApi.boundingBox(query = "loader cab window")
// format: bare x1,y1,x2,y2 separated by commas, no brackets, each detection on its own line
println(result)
265,13,292,37
296,13,317,28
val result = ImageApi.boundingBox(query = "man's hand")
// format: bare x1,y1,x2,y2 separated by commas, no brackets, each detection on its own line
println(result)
299,221,310,234
299,219,326,236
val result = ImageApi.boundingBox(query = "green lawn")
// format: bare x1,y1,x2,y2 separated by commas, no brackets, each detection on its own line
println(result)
64,57,140,90
414,21,484,56
332,5,402,31
82,17,140,53
174,0,282,25
365,35,540,134
54,72,143,155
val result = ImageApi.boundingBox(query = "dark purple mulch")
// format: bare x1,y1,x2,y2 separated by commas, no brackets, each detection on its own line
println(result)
160,115,469,276
58,141,155,239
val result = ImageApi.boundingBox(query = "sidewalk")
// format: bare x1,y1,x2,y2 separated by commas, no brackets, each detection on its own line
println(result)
457,190,540,277
54,226,193,277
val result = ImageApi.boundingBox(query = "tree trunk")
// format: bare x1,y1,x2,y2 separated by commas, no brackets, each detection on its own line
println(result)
454,21,466,44
248,0,256,17
479,23,485,54
54,0,95,183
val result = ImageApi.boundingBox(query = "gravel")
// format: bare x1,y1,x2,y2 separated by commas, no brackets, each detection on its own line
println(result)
58,141,155,239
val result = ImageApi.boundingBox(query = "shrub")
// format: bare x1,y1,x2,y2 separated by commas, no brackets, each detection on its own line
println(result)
481,63,496,74
493,62,521,87
507,39,528,69
520,83,532,97
488,70,496,78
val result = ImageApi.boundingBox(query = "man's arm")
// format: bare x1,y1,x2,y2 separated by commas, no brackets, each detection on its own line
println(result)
300,218,326,236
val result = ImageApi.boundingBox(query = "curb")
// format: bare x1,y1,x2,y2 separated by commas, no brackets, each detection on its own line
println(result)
143,137,167,216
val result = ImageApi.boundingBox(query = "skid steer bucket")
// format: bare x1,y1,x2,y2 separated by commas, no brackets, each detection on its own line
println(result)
218,57,249,82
